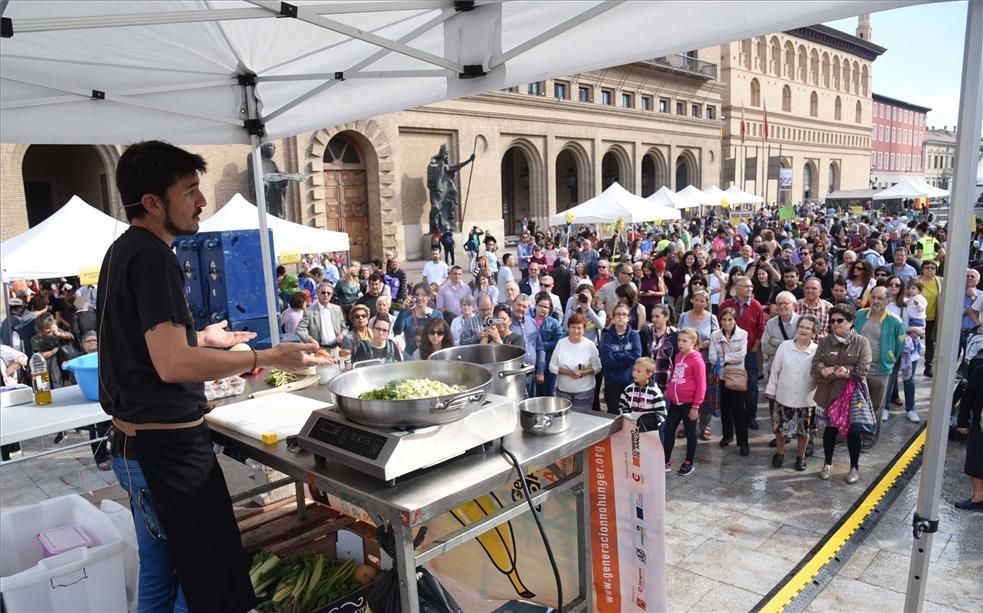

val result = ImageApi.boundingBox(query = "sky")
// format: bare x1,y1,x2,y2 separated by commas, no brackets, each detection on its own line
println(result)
826,1,971,134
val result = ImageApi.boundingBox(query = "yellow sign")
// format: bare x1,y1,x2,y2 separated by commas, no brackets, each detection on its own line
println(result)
849,206,864,215
79,266,100,285
279,251,301,265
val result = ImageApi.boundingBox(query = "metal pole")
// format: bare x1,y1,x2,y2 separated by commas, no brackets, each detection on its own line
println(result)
904,2,983,609
244,83,282,347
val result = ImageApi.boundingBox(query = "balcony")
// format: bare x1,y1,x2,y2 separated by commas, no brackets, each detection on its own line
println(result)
645,54,717,80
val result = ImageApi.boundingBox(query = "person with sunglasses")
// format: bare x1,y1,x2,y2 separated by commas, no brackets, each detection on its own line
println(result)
394,283,444,357
414,317,453,360
354,314,402,364
813,304,873,484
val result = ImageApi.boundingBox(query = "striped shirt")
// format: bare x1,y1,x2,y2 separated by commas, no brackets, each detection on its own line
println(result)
618,381,667,430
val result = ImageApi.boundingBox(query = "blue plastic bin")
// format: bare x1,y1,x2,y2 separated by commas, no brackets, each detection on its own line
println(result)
65,353,99,401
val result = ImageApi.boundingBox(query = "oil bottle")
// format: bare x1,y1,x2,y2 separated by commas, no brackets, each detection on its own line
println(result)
30,352,52,406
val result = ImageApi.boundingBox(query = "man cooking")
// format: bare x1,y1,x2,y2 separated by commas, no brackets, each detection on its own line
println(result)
98,141,327,612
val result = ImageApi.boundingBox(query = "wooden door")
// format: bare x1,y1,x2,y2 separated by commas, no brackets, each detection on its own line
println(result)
322,135,370,262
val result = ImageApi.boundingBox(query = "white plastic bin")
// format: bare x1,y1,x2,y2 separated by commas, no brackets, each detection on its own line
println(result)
1,494,127,612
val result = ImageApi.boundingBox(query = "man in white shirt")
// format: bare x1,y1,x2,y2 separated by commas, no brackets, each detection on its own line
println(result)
422,248,449,287
728,244,755,273
599,262,636,317
436,266,471,319
537,273,563,319
296,282,348,348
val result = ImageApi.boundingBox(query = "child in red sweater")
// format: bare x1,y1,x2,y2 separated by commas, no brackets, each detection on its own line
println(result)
664,328,707,476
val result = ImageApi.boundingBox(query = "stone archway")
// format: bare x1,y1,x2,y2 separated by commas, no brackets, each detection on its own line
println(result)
803,160,818,201
674,150,700,190
602,145,631,191
641,148,669,197
20,144,122,225
304,121,395,259
554,142,590,214
322,133,371,262
501,138,545,235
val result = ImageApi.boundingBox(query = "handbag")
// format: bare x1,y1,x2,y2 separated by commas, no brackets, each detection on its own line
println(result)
825,377,856,436
706,358,722,417
848,376,877,435
722,366,748,392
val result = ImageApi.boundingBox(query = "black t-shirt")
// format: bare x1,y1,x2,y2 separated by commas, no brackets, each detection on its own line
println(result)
769,284,804,304
97,226,205,424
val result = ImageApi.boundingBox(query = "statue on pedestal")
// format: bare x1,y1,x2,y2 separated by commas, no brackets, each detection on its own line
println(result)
427,144,475,233
247,142,303,218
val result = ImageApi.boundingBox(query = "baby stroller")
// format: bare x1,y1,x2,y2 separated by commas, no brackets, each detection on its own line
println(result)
950,332,983,441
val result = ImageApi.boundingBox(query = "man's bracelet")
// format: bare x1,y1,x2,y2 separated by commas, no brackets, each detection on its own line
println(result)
250,347,259,372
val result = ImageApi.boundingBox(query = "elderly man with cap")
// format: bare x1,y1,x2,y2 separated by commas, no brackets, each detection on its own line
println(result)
1,298,26,352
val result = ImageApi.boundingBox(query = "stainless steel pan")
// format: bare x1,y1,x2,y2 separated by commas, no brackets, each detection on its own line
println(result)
428,344,532,400
327,360,492,428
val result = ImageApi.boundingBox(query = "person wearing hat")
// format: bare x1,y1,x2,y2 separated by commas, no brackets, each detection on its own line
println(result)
1,297,26,351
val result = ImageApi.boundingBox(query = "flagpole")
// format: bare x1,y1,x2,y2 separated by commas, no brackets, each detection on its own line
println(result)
765,143,771,208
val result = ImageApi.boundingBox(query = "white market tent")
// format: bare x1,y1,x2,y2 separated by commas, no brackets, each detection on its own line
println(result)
677,184,710,206
873,177,949,200
909,177,950,198
646,185,698,210
1,196,126,280
2,3,979,609
724,185,766,205
550,182,679,225
701,185,730,206
198,193,350,254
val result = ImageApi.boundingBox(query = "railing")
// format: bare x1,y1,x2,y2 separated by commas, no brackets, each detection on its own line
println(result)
646,54,718,80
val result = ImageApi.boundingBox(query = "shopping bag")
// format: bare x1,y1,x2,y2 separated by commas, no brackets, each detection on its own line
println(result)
825,377,855,437
368,526,463,613
849,376,877,435
706,360,722,418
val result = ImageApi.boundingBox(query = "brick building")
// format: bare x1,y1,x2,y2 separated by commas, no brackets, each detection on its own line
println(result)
869,93,930,189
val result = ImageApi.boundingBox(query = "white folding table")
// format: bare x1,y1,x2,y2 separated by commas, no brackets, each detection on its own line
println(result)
0,386,109,465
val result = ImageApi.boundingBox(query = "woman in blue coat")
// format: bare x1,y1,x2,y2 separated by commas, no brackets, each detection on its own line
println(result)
601,302,642,414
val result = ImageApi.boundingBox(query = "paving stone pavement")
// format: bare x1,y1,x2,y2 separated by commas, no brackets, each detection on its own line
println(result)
2,264,980,612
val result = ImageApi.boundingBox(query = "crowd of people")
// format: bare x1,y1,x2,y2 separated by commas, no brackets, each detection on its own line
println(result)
274,205,983,488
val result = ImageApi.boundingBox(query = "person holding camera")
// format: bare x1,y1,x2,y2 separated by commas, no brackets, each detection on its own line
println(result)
478,304,524,349
563,281,607,344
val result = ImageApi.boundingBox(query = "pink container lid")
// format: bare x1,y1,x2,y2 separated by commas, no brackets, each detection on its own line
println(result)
38,525,93,557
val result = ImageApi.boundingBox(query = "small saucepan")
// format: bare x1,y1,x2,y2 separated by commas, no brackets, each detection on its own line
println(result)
519,397,571,436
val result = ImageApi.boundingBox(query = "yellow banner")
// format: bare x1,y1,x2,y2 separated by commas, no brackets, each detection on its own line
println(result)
78,267,100,285
278,251,301,265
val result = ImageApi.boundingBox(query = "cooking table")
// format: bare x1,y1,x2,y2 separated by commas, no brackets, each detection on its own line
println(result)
1,385,109,465
208,380,617,612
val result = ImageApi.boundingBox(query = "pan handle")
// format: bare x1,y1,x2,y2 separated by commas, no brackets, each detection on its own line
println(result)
432,390,487,414
352,358,384,369
499,365,534,379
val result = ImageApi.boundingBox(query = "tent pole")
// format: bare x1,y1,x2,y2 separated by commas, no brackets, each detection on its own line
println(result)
244,83,282,347
904,1,983,609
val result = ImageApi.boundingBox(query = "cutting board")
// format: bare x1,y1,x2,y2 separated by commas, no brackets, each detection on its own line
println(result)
205,393,327,441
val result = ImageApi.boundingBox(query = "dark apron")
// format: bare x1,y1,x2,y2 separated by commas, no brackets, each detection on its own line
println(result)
132,423,255,612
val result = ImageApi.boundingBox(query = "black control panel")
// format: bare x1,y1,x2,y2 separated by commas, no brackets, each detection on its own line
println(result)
309,418,387,460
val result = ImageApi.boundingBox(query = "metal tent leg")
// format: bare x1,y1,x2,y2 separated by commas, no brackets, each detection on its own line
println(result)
904,1,983,609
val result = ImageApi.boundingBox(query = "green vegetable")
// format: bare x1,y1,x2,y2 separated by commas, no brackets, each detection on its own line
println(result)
248,550,370,612
265,369,300,387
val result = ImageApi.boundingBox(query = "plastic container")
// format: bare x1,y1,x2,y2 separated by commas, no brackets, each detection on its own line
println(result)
38,525,94,558
64,353,99,401
1,494,127,612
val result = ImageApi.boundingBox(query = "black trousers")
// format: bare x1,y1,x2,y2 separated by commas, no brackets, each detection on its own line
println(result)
720,387,749,447
924,319,937,373
603,382,627,415
823,427,862,469
663,402,697,463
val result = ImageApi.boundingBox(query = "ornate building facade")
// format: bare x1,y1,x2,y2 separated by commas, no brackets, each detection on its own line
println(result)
1,57,722,261
717,23,884,204
870,93,930,189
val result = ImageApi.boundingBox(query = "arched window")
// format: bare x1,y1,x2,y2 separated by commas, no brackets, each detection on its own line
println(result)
834,96,842,121
784,42,795,78
740,39,751,67
843,62,851,94
782,85,791,112
832,57,841,90
770,37,782,75
861,65,869,96
810,91,818,117
828,162,839,194
809,50,819,85
750,78,761,107
852,61,860,94
821,53,830,88
756,37,767,72
855,100,863,124
797,46,807,81
803,162,814,200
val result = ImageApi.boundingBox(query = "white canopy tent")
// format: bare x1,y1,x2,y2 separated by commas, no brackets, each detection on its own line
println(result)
646,185,698,210
724,185,766,205
701,185,730,206
2,2,978,610
676,184,710,206
551,182,679,225
198,193,350,255
873,177,949,200
909,177,950,198
1,196,126,280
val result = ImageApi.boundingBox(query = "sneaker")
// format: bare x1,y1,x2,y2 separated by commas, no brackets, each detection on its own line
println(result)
771,453,784,468
768,437,778,448
795,457,807,472
881,409,890,423
907,411,921,423
819,464,832,480
739,445,750,457
953,498,983,511
924,369,933,378
665,462,672,473
700,427,713,441
846,467,860,484
96,460,112,472
891,397,904,406
678,460,695,476
719,437,732,448
748,420,760,431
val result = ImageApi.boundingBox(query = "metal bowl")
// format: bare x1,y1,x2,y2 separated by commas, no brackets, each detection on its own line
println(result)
518,397,571,435
327,360,492,428
429,344,532,400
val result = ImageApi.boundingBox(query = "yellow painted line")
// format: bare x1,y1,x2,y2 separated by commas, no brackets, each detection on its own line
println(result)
758,428,927,613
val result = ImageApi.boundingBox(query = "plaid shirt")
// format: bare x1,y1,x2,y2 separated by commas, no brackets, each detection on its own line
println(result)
644,326,677,391
794,298,832,339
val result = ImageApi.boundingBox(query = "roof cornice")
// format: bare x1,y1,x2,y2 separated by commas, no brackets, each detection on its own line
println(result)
784,24,886,61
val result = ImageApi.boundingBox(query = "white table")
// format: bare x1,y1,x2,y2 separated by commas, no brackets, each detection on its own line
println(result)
1,386,109,463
